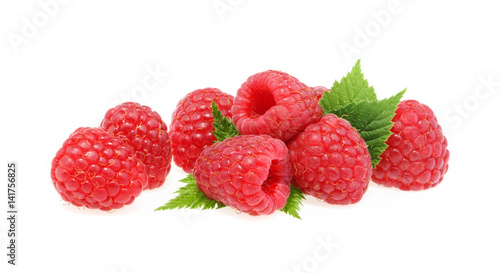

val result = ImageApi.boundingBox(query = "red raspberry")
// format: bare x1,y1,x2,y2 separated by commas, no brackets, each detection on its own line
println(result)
169,88,234,173
232,70,323,141
101,102,172,190
193,135,292,216
311,86,329,101
51,127,148,211
288,114,372,205
372,100,450,190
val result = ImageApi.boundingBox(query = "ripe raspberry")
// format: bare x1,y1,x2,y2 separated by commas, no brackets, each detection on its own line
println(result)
311,86,329,101
288,114,372,205
51,127,148,211
169,88,234,173
232,70,323,141
193,135,292,216
101,102,172,190
372,100,450,190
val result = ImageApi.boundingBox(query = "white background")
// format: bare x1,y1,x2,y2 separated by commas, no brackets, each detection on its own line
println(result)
1,1,499,273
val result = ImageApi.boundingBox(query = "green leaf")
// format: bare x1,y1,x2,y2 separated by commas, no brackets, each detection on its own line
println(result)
319,59,377,114
319,60,406,167
280,185,306,220
328,89,406,167
212,101,240,142
155,174,226,211
156,174,305,219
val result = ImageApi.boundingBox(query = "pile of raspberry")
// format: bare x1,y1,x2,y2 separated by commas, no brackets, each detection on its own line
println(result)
51,70,450,215
169,70,450,216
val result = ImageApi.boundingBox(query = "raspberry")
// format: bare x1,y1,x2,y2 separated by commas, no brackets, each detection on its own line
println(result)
169,88,234,173
50,127,148,211
372,100,450,190
287,114,372,205
232,70,323,141
101,102,172,190
311,86,329,101
193,135,292,216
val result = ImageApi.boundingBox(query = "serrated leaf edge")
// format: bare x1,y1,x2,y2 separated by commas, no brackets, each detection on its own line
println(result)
280,185,306,220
